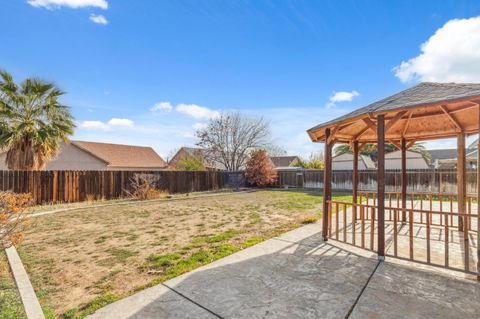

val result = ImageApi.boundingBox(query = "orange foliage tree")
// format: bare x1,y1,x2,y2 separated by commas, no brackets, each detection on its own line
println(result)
0,192,31,247
245,149,277,187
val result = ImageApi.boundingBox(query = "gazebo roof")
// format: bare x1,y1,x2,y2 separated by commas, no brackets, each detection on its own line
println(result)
308,82,480,144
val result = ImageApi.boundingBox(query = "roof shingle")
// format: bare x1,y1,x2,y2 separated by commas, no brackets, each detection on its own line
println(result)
72,141,167,168
270,156,299,167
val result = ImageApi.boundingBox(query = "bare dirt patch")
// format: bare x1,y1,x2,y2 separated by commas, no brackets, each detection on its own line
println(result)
19,190,351,318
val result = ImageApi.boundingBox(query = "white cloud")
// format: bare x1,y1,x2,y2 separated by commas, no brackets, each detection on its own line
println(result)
78,118,134,131
78,120,110,131
193,123,208,130
150,102,173,112
394,16,480,83
89,14,108,25
27,0,108,9
176,103,220,119
330,90,359,103
326,90,359,108
107,118,134,127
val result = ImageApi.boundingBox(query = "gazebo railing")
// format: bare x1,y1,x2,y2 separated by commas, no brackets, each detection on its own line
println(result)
328,199,479,276
358,191,477,231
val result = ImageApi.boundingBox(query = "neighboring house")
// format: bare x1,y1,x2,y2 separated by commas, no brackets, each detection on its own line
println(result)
332,152,376,170
467,138,478,151
0,140,167,171
427,149,458,169
168,147,219,170
432,150,477,169
384,150,429,170
428,147,477,169
269,156,300,169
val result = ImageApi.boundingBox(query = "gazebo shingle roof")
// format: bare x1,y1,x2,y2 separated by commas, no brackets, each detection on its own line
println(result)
308,82,480,144
310,82,480,132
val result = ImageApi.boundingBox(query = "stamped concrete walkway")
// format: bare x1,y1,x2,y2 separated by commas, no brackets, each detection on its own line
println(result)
87,223,480,319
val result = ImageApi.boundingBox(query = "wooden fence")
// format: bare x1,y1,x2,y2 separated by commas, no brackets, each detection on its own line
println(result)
276,169,478,194
0,170,225,204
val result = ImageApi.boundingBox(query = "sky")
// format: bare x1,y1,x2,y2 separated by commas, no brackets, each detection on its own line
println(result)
1,0,480,160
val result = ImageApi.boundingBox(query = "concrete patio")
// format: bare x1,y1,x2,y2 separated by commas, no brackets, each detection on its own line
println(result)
87,223,480,319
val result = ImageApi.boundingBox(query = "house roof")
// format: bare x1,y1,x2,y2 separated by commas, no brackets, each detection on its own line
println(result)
332,152,376,169
270,156,299,167
180,147,206,157
308,82,480,143
360,155,376,169
385,149,425,159
468,138,478,150
170,147,224,169
467,149,477,160
72,140,167,168
427,149,459,161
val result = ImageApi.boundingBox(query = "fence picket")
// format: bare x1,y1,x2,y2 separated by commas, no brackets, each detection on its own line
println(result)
0,170,226,204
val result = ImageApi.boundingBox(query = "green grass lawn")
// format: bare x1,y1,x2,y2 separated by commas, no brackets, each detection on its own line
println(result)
0,251,27,319
19,189,351,318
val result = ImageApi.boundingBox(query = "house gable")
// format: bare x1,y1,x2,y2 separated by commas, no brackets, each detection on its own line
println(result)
46,142,108,170
384,150,429,169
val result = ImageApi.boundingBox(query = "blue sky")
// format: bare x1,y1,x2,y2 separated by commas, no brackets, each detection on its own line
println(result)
1,0,480,159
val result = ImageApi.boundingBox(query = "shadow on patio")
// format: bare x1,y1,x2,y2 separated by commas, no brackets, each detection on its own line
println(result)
87,224,480,319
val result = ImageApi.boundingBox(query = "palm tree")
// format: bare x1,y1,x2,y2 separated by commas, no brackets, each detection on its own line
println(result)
0,71,75,170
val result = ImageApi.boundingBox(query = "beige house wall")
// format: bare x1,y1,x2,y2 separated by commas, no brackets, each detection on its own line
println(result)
332,153,369,170
45,143,107,170
385,150,429,169
0,143,107,171
0,144,107,170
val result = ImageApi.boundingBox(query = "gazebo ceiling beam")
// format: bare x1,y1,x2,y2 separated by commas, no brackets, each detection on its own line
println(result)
402,111,414,137
353,124,371,141
327,124,342,144
385,110,408,133
401,102,474,120
361,117,377,134
439,104,463,132
406,140,416,149
449,103,479,114
389,139,402,150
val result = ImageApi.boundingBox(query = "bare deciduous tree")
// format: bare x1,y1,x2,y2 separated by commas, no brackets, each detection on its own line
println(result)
196,113,271,171
266,144,287,157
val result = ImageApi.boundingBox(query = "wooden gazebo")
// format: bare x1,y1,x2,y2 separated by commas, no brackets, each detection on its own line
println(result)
308,82,480,278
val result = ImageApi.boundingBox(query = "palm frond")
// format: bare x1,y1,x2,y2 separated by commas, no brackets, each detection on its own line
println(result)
0,71,75,170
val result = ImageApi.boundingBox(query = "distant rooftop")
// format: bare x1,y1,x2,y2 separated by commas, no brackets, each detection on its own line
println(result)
72,140,167,168
270,156,300,168
427,149,459,161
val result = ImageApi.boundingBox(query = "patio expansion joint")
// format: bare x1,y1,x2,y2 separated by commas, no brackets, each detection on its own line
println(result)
161,283,225,319
344,260,381,319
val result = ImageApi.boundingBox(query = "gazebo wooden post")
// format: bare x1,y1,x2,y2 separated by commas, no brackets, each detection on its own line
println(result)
477,106,480,281
401,138,407,223
477,104,480,281
377,115,386,260
457,132,466,232
352,141,359,221
322,128,332,241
